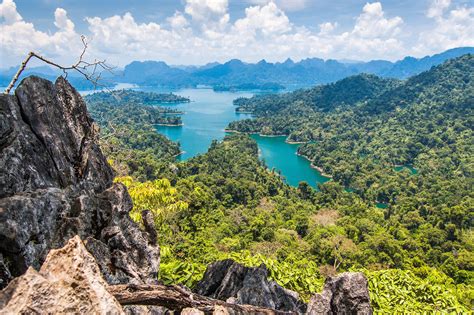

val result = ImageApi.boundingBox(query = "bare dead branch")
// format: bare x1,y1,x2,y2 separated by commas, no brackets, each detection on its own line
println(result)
108,283,294,314
4,35,115,94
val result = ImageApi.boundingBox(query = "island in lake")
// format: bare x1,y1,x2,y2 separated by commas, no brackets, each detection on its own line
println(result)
85,89,190,105
213,82,285,92
85,89,188,127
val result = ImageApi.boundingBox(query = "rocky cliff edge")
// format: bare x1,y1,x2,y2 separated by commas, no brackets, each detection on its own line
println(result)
0,76,159,288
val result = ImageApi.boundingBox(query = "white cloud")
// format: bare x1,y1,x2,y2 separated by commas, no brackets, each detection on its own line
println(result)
352,2,403,38
427,0,451,18
319,22,337,35
184,0,229,31
310,2,404,60
416,2,474,54
0,0,80,67
185,0,228,19
246,0,308,11
0,0,472,68
234,2,291,37
167,11,189,30
0,0,21,24
54,8,75,32
85,13,180,58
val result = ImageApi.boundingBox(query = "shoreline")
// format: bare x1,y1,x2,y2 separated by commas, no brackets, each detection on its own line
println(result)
159,100,190,104
161,112,185,115
227,129,333,179
258,134,287,137
393,164,417,169
172,150,186,158
225,129,309,143
286,140,309,144
224,129,287,137
227,129,332,178
156,123,184,127
151,101,190,105
224,129,243,133
296,152,333,179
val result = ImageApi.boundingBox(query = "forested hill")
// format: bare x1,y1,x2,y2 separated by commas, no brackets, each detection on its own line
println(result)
85,89,190,105
84,90,186,180
363,54,473,113
225,55,473,289
234,74,401,114
228,54,473,177
232,54,473,117
80,54,474,312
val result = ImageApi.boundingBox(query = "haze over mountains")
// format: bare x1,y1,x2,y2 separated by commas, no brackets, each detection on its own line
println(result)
1,47,472,90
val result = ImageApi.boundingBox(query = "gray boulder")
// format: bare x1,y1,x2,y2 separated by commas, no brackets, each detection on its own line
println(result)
194,259,306,313
0,76,159,288
0,236,124,314
306,272,372,315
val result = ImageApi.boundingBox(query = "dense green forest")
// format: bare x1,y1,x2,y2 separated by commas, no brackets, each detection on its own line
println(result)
85,90,187,126
117,134,471,312
93,55,473,312
227,54,473,285
85,90,185,180
85,89,190,105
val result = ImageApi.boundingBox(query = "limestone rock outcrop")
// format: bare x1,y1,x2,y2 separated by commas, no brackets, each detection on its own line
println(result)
0,76,159,288
306,272,372,315
194,259,307,313
0,236,124,314
1,236,286,314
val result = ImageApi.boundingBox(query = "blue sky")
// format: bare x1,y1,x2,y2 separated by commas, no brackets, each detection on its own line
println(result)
1,0,473,67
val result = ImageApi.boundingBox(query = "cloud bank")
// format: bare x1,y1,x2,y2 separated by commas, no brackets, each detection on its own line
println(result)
0,0,473,68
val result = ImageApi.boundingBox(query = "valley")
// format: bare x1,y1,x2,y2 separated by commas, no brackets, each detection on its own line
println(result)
1,0,473,313
75,54,472,313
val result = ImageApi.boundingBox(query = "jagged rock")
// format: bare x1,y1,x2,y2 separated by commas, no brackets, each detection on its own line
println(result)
182,308,205,315
0,236,124,314
306,293,331,315
0,76,159,288
123,305,167,315
0,254,12,288
142,210,158,245
194,259,306,313
306,272,372,315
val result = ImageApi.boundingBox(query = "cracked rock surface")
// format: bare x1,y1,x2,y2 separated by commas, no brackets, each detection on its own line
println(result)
0,76,159,288
307,272,372,315
194,259,307,313
0,236,124,314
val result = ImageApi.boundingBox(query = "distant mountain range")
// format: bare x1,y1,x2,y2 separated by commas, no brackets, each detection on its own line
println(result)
0,65,117,90
1,47,472,90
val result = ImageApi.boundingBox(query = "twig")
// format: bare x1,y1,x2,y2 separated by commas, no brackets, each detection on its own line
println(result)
4,35,115,94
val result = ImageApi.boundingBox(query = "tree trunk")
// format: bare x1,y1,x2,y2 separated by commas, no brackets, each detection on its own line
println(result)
108,284,295,314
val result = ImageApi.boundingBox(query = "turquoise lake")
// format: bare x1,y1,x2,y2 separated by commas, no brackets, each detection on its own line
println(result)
249,135,330,187
394,165,418,174
149,87,330,188
153,88,254,159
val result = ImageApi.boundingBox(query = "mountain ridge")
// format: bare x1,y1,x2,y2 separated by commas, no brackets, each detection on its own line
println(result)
2,47,472,90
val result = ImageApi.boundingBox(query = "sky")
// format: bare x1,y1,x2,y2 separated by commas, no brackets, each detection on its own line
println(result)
0,0,473,68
